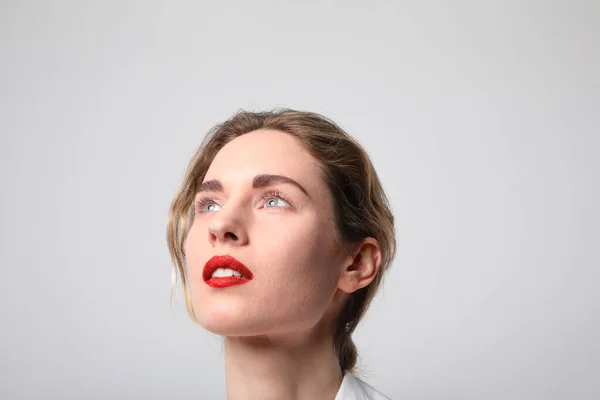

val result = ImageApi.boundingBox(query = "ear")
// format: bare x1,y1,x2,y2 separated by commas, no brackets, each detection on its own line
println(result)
337,237,382,294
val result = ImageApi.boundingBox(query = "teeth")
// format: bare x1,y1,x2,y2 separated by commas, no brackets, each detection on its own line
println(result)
211,268,245,279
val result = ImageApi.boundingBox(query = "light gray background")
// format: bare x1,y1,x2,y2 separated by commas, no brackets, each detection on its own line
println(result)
1,1,598,399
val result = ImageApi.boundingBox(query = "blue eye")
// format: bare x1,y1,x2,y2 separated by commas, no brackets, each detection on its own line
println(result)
261,190,294,209
195,198,221,213
205,203,221,212
265,197,289,208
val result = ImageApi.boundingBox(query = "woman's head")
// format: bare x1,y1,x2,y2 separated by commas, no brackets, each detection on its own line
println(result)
167,109,396,373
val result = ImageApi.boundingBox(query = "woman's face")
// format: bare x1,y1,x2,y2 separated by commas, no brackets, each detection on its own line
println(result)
185,129,349,337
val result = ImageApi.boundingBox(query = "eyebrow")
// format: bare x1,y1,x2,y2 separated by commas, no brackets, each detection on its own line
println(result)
196,174,311,198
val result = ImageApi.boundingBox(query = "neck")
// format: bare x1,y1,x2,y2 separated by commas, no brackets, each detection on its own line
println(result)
223,326,343,400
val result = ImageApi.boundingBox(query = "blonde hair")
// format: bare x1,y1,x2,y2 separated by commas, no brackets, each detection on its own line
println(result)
166,109,396,374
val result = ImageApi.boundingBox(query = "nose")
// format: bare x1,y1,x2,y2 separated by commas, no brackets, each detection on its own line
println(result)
207,205,249,247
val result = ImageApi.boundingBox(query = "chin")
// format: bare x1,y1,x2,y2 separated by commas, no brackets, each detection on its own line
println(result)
200,322,266,337
195,306,255,336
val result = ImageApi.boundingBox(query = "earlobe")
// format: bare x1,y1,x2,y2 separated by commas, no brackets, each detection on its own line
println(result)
337,237,382,294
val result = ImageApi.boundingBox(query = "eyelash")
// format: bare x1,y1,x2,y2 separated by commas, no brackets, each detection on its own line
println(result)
194,191,294,214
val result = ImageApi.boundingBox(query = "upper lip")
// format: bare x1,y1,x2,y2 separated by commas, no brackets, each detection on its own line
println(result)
202,255,254,281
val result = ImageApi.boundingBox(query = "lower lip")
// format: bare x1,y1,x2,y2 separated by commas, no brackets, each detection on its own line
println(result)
205,276,251,288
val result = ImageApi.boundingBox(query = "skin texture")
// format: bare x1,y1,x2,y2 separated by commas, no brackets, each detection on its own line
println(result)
184,129,382,400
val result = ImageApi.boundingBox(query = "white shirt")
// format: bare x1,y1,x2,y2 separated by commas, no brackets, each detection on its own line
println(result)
334,370,391,400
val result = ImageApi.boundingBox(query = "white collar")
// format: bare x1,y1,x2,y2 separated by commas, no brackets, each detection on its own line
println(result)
334,370,391,400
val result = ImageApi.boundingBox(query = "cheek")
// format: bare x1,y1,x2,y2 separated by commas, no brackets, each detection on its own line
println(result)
258,214,341,295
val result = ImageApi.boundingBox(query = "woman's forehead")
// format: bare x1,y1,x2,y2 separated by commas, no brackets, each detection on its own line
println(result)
205,130,320,184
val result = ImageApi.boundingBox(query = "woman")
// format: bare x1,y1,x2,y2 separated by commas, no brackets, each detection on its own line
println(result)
167,109,396,399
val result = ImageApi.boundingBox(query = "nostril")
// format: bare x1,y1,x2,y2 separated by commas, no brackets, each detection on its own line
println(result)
226,232,238,241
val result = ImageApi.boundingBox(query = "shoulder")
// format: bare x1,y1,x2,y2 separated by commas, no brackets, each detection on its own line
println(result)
335,370,392,400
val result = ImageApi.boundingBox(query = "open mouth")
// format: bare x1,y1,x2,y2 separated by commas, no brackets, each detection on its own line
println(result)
203,255,253,288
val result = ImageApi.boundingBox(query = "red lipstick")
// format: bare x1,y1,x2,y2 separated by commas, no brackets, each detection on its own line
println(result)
203,255,254,288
